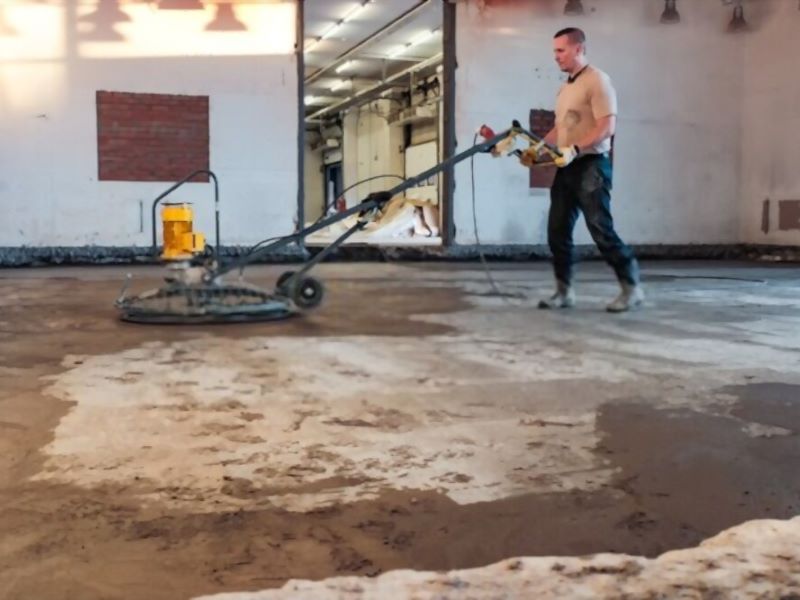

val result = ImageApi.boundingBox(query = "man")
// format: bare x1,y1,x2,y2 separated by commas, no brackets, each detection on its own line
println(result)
521,27,644,313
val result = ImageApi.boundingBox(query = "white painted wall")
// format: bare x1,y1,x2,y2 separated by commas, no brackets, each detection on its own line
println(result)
0,1,298,248
740,0,800,246
454,0,744,246
3,1,794,251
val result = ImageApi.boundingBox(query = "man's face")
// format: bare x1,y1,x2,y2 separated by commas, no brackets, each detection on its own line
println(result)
553,35,582,72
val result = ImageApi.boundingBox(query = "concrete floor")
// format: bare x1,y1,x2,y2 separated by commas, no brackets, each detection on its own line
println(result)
0,260,799,599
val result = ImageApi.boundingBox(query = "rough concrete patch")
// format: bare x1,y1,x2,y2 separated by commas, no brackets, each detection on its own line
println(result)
38,335,614,511
741,422,792,438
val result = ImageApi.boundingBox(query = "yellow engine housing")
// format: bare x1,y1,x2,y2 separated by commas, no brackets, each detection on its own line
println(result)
161,203,205,261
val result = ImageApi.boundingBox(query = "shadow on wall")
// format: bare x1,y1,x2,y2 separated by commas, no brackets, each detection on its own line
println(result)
0,0,299,250
78,0,250,42
0,0,294,61
476,0,578,20
474,0,777,33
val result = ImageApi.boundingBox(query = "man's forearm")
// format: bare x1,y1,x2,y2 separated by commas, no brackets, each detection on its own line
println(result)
542,120,612,154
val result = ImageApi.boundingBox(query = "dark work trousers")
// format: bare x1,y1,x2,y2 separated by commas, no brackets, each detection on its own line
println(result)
548,154,639,286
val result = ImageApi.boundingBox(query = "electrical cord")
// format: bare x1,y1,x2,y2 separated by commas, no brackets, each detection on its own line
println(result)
318,173,407,266
379,135,524,299
236,236,284,276
468,140,768,292
316,174,406,224
470,133,524,300
467,135,767,297
235,174,408,276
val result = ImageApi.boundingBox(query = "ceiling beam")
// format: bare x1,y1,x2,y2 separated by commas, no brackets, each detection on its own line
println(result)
305,52,442,123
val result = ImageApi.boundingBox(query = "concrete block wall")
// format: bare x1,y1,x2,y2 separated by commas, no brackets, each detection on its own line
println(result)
1,0,797,259
452,0,746,247
739,0,800,246
0,1,298,250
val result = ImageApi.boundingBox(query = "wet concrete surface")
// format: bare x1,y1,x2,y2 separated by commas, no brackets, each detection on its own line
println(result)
597,399,800,547
729,382,800,432
1,261,799,599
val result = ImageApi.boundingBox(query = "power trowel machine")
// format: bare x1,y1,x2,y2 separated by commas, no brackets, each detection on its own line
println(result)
115,121,561,324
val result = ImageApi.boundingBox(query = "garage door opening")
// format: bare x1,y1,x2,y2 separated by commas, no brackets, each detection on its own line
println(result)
301,0,446,248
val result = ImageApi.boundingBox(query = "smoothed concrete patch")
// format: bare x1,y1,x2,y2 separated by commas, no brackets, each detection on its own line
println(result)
195,516,800,600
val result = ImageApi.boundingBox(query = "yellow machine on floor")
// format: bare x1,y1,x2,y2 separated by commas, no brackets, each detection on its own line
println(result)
160,203,205,262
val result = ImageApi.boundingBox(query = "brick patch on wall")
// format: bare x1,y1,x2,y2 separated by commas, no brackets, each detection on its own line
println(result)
96,91,209,182
529,108,556,189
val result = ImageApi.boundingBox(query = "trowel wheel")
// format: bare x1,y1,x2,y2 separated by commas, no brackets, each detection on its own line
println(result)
292,276,324,310
276,270,296,295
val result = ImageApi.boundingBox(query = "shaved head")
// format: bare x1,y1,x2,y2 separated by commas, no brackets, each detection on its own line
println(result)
554,27,586,46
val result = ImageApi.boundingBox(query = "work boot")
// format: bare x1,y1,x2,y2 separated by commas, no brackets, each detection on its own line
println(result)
606,282,645,313
537,281,575,309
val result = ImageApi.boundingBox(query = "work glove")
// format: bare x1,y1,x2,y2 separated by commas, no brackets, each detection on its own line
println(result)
554,145,580,168
489,136,515,158
518,146,542,168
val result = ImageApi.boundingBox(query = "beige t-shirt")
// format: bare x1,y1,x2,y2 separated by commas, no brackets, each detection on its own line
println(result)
555,65,617,155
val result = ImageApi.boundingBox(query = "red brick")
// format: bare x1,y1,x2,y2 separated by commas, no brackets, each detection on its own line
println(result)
96,90,210,182
529,109,556,189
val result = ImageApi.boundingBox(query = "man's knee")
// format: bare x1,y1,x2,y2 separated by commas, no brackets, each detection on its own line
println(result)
585,213,620,247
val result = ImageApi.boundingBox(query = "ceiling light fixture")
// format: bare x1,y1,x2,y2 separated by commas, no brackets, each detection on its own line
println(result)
335,60,356,74
158,0,204,10
306,0,373,53
660,0,680,23
205,3,246,31
79,0,131,24
78,0,130,40
564,0,584,16
728,1,748,32
341,0,372,24
387,44,407,59
386,28,441,60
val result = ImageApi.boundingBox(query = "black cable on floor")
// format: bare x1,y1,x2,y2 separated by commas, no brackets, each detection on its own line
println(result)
469,133,525,300
315,174,406,225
